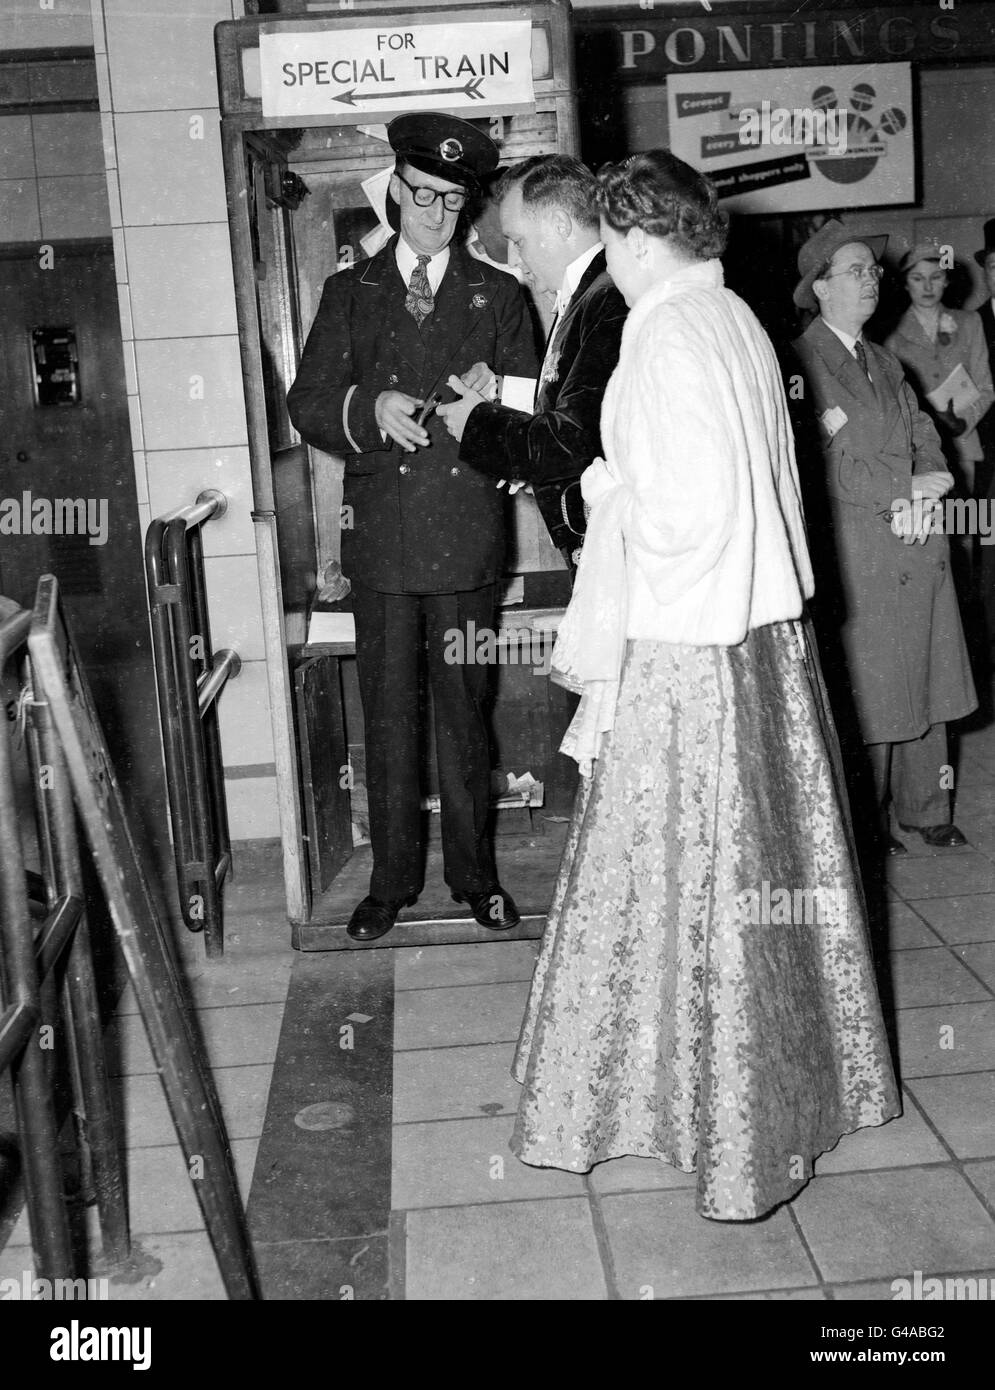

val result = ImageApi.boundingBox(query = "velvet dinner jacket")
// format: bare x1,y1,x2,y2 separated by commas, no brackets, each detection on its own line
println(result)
287,236,537,593
458,250,628,552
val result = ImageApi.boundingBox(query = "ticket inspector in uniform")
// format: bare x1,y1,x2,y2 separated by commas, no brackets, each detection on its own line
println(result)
287,113,538,941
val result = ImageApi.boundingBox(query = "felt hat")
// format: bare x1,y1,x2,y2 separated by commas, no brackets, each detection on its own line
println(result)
794,218,888,310
898,241,945,274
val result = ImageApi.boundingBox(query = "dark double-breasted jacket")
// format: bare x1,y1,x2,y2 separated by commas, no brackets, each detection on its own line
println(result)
457,251,628,555
791,316,976,745
287,236,537,593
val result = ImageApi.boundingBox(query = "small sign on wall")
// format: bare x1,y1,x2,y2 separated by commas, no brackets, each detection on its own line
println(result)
32,327,81,407
259,21,535,118
667,63,915,213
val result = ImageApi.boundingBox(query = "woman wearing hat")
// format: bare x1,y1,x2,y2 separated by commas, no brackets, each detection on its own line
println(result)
884,243,993,500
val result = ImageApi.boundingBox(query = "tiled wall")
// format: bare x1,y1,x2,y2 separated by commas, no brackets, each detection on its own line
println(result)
0,110,110,242
88,0,280,840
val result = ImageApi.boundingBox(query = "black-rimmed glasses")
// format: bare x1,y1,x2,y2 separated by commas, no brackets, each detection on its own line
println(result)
822,263,885,283
395,170,466,212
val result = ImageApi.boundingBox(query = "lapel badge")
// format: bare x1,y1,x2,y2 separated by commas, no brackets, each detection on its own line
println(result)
471,293,487,309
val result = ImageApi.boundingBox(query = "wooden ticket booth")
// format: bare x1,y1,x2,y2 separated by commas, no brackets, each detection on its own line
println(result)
214,2,580,942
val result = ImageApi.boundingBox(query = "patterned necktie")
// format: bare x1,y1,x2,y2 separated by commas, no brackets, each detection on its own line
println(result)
405,254,434,326
854,338,871,380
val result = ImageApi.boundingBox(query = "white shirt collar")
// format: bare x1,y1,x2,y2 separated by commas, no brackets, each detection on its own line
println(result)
556,242,602,314
822,320,864,355
396,236,450,294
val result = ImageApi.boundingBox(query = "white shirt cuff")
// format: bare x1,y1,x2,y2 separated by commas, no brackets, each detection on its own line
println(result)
499,375,537,414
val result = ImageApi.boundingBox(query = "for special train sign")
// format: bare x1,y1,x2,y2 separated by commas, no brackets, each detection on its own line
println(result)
259,20,534,117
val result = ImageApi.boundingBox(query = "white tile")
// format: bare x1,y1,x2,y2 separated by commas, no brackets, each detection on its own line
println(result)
145,446,255,555
103,163,123,228
0,13,93,55
125,223,237,339
38,174,112,238
132,449,149,507
216,659,275,767
127,393,144,452
104,0,232,112
100,110,117,170
94,50,112,111
89,0,107,54
0,179,41,241
120,336,138,395
32,111,104,177
225,775,281,839
0,115,35,179
203,552,266,659
111,224,128,281
134,336,248,451
115,110,227,226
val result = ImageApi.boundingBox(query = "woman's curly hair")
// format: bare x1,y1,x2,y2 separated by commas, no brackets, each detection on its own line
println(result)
595,150,728,261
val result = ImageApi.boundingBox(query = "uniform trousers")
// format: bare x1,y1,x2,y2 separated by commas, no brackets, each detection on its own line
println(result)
866,722,950,828
351,579,497,902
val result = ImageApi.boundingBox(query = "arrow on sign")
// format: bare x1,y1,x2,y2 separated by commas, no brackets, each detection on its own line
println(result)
334,78,486,106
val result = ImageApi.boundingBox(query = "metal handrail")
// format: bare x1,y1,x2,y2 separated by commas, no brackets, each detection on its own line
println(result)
0,598,129,1281
144,490,240,958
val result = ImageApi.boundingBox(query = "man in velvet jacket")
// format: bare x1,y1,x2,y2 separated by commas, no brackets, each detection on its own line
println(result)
438,155,628,571
287,114,537,942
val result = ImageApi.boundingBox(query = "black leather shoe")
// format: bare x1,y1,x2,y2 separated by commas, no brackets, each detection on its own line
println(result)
346,893,417,942
899,823,968,848
885,834,908,856
451,884,521,931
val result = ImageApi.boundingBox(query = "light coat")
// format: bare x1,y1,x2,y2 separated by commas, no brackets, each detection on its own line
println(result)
884,305,994,487
552,259,814,767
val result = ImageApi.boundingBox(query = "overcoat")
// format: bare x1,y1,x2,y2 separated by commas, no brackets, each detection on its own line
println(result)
791,316,976,744
457,251,628,557
287,235,537,593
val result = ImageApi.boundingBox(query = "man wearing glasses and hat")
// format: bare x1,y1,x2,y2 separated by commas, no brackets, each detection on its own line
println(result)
791,219,976,857
288,113,537,941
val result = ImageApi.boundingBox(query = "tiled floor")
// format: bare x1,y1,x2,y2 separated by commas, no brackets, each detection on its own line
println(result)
2,727,995,1301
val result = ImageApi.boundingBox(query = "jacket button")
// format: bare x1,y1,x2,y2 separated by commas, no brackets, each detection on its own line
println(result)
399,464,410,475
939,560,946,572
900,572,909,584
388,374,399,385
450,466,461,477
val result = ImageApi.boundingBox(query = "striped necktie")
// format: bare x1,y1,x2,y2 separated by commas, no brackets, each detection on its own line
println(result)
854,338,871,380
405,254,434,326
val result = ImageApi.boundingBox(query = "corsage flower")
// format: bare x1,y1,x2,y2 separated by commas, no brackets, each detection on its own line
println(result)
938,312,957,345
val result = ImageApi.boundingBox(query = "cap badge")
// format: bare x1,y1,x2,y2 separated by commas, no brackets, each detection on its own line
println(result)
439,138,463,162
